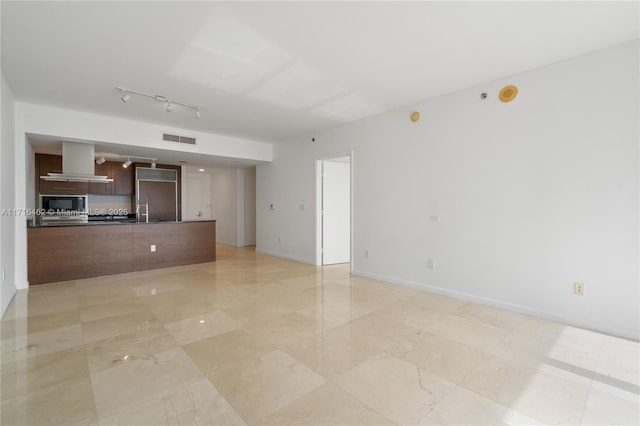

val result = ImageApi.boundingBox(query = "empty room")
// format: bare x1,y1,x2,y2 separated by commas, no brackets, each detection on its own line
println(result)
0,1,638,425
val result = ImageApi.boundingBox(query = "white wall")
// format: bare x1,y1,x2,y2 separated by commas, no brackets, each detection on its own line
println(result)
257,142,318,264
207,167,257,247
1,72,17,318
211,168,239,246
257,40,640,340
17,103,272,163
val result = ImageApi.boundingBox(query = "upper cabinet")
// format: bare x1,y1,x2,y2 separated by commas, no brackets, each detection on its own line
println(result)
36,154,133,196
88,161,112,195
37,154,89,195
88,162,133,195
111,164,134,195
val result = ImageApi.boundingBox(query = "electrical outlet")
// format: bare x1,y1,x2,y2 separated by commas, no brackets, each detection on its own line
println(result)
150,244,156,253
428,259,436,270
365,249,370,258
574,282,584,296
278,236,282,244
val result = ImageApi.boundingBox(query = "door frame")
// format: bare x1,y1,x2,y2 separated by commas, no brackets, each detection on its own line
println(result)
237,169,256,247
315,151,353,268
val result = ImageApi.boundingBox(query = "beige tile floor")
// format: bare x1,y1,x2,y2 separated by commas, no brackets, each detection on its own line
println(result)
1,245,638,425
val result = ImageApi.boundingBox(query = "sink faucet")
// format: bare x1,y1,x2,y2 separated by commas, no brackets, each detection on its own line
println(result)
136,196,149,223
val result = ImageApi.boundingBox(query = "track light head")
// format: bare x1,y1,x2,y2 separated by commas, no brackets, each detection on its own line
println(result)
121,93,131,103
195,109,201,119
96,156,106,165
166,102,172,112
123,159,132,168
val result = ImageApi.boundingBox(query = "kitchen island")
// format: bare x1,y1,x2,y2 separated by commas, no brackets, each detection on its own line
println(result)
27,220,216,285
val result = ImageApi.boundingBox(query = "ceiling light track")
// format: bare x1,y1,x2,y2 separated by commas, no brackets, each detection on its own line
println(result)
120,155,157,169
116,86,202,119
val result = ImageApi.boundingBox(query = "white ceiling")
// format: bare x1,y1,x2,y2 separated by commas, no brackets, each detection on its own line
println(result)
2,1,638,149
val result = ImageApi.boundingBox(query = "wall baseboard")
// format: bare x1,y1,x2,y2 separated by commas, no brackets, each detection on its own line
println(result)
352,268,638,342
255,248,316,266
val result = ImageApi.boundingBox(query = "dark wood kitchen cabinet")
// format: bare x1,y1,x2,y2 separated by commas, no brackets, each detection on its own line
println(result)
28,221,216,284
36,154,89,195
88,161,112,194
88,161,133,195
138,180,178,221
111,163,134,195
36,154,134,196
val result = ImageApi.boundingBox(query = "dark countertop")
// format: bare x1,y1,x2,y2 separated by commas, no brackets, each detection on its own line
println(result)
28,219,216,228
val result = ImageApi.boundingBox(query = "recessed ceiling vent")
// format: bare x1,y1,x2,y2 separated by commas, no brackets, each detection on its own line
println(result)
163,133,196,145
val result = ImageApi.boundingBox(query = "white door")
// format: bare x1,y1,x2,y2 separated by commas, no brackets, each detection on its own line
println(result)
244,173,256,246
322,159,351,265
185,173,211,220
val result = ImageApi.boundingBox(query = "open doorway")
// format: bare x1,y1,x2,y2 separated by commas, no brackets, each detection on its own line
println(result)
317,155,352,266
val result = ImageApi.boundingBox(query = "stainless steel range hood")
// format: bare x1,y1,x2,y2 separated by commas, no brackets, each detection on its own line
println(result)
40,141,113,183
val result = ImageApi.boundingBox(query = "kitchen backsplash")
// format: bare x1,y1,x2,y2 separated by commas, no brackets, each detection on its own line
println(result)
88,194,132,214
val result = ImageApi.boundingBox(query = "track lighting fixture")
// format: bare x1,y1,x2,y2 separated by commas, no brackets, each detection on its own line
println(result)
116,86,202,118
120,155,157,169
95,156,106,165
